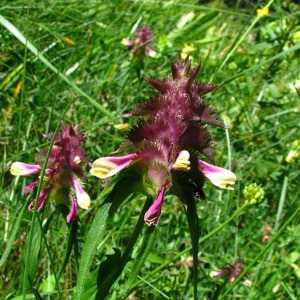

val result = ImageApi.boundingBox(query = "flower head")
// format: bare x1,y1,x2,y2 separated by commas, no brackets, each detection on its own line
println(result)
10,122,90,222
257,7,269,17
91,57,236,225
210,259,244,283
122,25,156,57
243,183,265,205
285,140,300,163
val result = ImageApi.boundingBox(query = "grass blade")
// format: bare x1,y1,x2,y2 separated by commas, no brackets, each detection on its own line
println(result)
0,14,115,119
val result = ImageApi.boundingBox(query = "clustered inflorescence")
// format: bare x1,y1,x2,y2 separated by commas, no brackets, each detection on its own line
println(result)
90,56,236,225
11,123,90,223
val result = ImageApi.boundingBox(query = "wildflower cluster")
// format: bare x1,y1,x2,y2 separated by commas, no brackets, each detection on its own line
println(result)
243,183,265,205
10,123,90,223
285,140,300,163
91,56,236,226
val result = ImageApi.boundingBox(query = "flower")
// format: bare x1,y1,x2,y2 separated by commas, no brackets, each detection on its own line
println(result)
285,140,300,163
210,259,244,283
172,150,191,171
72,176,90,209
10,122,90,222
144,185,166,226
66,195,78,223
91,57,236,225
114,123,130,130
243,183,265,205
181,44,195,60
10,162,41,176
286,150,300,163
63,37,74,45
257,7,269,17
122,25,156,57
90,153,138,178
199,160,236,190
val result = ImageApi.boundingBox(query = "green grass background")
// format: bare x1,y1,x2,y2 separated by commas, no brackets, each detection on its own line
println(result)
1,0,300,299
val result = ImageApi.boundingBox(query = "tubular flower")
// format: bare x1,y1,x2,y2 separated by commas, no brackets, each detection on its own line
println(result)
122,25,156,57
10,122,90,223
66,195,78,223
10,162,41,176
172,150,191,171
144,184,166,226
72,176,91,209
91,56,236,225
199,160,236,190
90,154,138,179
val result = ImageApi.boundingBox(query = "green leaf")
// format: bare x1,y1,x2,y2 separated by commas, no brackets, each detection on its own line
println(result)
0,197,28,267
0,14,114,119
27,219,43,282
124,224,155,297
184,192,199,300
76,170,142,299
82,248,122,300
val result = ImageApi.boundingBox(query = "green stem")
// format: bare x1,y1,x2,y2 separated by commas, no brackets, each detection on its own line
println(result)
93,198,152,299
130,202,249,290
120,198,152,262
22,122,61,298
124,224,155,296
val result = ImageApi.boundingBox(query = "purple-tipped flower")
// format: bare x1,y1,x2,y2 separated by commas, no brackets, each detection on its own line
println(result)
90,56,236,225
66,195,78,223
210,259,244,283
10,122,90,222
90,154,138,178
144,184,166,226
199,160,236,190
10,162,41,176
122,25,156,57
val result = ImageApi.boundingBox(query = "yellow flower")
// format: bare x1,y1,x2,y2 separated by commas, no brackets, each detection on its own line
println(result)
114,123,130,130
63,37,74,45
180,44,195,60
286,150,300,163
172,150,191,171
257,7,269,17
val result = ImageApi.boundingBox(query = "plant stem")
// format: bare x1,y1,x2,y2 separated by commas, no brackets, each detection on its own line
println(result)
130,202,249,290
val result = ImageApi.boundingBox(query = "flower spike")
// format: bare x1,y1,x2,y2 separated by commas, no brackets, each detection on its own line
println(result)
91,57,236,225
11,122,90,223
122,25,156,57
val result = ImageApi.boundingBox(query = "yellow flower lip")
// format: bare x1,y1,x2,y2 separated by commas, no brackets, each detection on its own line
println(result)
90,153,138,179
172,150,191,171
199,160,236,190
72,177,90,210
10,162,41,176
